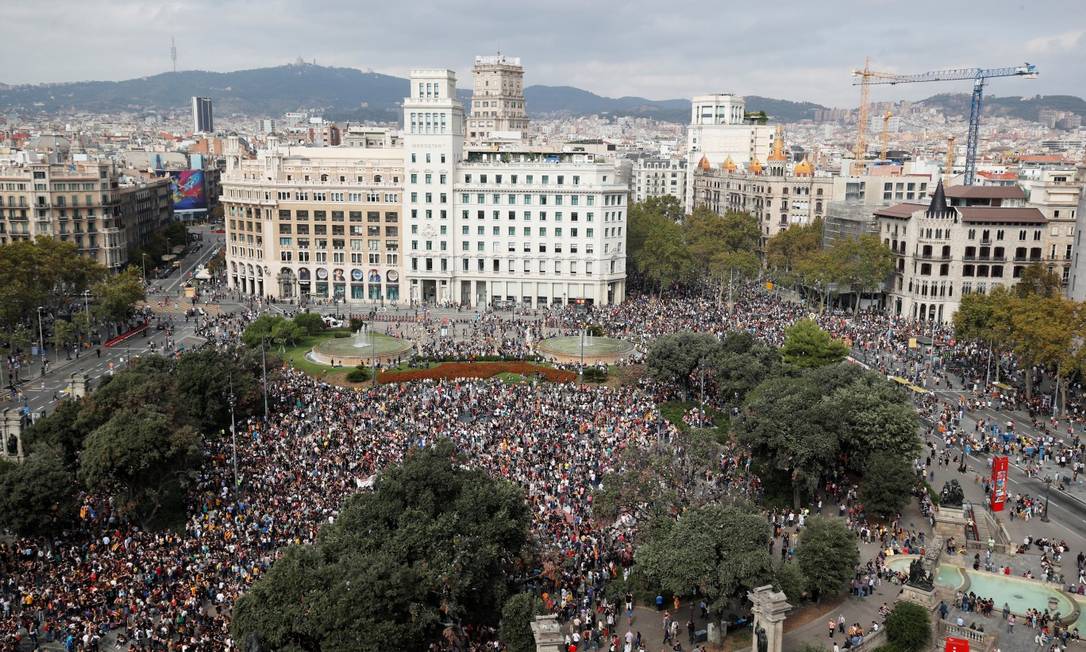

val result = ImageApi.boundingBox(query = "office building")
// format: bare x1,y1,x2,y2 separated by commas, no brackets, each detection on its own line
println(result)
683,94,774,212
466,55,529,142
876,182,1048,323
404,68,626,307
221,136,403,301
192,96,214,134
0,160,172,270
632,157,686,204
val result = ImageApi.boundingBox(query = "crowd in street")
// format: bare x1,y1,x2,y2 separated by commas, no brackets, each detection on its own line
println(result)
3,283,1086,651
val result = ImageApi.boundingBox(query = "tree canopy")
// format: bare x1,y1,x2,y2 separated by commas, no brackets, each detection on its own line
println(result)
780,319,849,368
231,441,530,651
796,517,859,600
634,505,774,616
0,237,105,333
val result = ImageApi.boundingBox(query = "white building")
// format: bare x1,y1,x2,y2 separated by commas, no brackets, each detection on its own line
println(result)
632,156,686,204
683,94,773,212
1067,163,1086,301
403,69,626,307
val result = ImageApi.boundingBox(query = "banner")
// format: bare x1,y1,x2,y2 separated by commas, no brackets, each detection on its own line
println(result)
945,636,969,652
990,455,1009,512
169,170,207,211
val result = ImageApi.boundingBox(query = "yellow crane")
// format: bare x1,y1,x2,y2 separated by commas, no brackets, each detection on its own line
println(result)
944,136,956,185
880,111,892,160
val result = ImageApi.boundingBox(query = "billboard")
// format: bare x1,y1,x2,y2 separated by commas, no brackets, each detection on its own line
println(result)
169,170,207,211
991,456,1008,512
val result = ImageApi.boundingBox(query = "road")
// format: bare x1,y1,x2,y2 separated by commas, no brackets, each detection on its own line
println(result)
1,225,232,420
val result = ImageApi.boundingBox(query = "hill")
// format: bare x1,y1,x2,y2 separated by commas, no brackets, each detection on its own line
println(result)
0,63,825,123
917,93,1086,121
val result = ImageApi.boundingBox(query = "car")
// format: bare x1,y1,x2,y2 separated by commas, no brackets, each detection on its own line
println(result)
322,316,345,329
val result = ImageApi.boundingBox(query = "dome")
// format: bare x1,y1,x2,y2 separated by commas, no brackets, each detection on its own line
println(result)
748,158,763,175
721,156,737,172
697,155,711,172
794,158,814,176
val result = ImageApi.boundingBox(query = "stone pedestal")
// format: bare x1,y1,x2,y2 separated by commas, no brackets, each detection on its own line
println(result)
933,506,967,539
707,622,721,644
747,584,792,652
69,372,88,399
901,583,937,610
0,407,23,461
529,614,565,652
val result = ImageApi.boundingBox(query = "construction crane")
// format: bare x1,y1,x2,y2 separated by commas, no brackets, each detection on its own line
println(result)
880,111,892,160
851,57,875,174
853,63,1038,185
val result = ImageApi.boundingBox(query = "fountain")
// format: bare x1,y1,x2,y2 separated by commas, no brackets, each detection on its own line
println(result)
353,327,371,349
309,325,413,367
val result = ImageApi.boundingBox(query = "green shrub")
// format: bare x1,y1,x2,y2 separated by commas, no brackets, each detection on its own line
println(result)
349,317,366,332
582,367,608,383
586,324,605,337
885,601,931,652
346,367,371,383
332,332,350,339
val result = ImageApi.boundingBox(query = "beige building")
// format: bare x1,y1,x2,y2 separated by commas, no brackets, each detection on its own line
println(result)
692,130,831,243
632,157,686,204
683,93,774,211
876,183,1048,323
222,135,404,303
0,160,172,271
466,55,529,142
1020,169,1080,285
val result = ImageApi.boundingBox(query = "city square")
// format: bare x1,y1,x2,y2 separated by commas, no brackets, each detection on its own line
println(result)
1,3,1085,651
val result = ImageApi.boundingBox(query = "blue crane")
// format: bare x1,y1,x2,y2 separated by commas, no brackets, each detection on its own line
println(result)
853,63,1038,185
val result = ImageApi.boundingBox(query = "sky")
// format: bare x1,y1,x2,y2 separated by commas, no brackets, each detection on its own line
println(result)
3,0,1083,107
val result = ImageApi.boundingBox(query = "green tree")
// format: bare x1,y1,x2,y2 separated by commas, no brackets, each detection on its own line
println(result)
828,235,894,314
638,217,693,293
1009,294,1085,408
859,454,916,519
774,561,808,604
500,593,542,652
172,348,262,432
1014,263,1062,299
710,331,781,406
52,318,77,354
0,447,78,536
627,196,684,284
815,372,920,472
0,237,105,333
794,250,841,311
22,399,87,469
797,517,859,601
709,249,761,305
293,312,326,336
766,220,822,280
780,319,849,368
78,408,200,526
232,441,530,651
635,505,773,616
646,331,720,398
884,601,931,652
243,315,305,349
93,267,146,324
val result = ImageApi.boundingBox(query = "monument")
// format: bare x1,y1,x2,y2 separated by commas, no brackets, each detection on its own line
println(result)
0,407,24,461
747,585,791,652
529,614,565,652
934,480,969,539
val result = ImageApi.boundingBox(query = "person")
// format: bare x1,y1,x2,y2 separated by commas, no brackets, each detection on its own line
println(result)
656,594,665,611
1008,613,1016,632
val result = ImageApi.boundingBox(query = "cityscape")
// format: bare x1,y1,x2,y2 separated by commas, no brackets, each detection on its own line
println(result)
1,3,1085,651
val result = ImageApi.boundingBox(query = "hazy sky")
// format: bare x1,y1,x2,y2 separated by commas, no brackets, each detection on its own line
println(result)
4,0,1083,106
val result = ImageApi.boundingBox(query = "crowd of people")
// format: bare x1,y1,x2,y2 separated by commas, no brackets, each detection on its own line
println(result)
3,282,1086,651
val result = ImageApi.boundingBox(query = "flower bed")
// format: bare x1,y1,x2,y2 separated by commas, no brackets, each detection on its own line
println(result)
379,361,576,383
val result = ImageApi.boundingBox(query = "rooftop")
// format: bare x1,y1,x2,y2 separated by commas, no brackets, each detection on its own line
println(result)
959,206,1046,224
874,203,926,219
944,185,1025,200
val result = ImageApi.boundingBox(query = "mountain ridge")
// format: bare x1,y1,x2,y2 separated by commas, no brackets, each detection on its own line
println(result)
0,63,1081,125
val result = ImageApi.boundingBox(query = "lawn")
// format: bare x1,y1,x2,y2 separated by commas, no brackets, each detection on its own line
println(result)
658,400,731,440
277,333,338,377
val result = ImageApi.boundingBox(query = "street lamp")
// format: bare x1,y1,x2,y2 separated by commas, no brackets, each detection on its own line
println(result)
228,380,239,501
141,253,148,283
36,307,45,374
1042,476,1052,523
260,335,269,421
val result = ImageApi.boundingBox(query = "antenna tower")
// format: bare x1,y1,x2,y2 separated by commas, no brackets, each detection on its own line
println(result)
170,36,177,73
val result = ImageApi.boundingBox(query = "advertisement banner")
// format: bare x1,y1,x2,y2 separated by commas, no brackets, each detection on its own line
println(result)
991,455,1009,512
945,636,969,652
169,170,207,211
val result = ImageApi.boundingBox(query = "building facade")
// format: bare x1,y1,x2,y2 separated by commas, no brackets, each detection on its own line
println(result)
876,184,1049,323
221,137,404,302
192,97,214,134
683,94,773,212
404,69,626,307
466,55,529,142
1068,163,1086,301
0,160,172,270
632,157,686,204
1021,168,1080,285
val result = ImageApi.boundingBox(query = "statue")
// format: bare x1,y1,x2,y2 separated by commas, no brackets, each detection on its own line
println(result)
756,624,768,652
907,558,934,590
940,479,964,507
